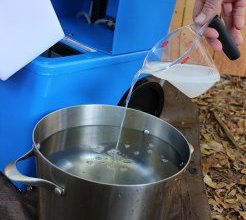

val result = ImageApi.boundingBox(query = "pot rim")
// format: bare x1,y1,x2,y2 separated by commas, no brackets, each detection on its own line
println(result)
32,104,193,187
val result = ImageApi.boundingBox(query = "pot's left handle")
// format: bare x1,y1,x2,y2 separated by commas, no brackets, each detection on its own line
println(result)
4,147,65,196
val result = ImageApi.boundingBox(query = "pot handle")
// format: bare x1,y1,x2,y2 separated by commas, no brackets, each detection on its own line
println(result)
188,143,194,154
4,147,65,196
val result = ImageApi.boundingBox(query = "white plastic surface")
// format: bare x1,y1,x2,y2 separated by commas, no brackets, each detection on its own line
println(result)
0,0,64,80
140,62,220,98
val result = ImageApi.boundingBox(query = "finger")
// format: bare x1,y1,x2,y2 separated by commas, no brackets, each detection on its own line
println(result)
195,0,222,25
203,27,219,38
206,38,223,51
222,2,233,28
230,27,244,44
232,0,245,29
193,0,205,19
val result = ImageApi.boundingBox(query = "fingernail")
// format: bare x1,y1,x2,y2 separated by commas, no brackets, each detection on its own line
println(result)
195,13,206,24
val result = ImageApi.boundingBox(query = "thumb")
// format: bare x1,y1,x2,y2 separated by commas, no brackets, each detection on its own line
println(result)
195,0,221,25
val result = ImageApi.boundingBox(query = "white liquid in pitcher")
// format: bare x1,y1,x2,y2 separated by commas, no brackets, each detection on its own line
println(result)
141,61,220,98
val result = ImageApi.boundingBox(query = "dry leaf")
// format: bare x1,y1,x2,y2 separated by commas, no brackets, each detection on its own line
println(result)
214,195,229,209
239,211,246,219
209,198,224,213
227,189,237,198
236,193,246,205
211,213,230,220
239,176,246,185
210,141,225,152
241,168,246,174
224,198,236,204
204,175,218,189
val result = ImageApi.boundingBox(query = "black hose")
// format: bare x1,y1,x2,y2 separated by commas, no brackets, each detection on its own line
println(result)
90,0,108,23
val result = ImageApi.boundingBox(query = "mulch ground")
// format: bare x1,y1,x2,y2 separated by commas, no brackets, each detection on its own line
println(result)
193,75,246,220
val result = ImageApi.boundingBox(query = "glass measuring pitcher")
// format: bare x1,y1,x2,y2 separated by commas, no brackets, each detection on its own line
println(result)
140,16,240,98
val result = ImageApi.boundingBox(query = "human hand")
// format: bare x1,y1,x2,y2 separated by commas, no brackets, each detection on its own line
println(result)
193,0,245,51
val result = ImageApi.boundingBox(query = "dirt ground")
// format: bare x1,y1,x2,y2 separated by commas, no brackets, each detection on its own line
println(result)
193,76,246,220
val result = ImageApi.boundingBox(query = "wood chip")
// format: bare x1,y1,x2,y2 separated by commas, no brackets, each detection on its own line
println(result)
213,112,242,149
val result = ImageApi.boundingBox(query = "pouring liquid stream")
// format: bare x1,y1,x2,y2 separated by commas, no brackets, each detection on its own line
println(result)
113,63,170,159
112,70,142,182
112,65,169,183
114,70,142,152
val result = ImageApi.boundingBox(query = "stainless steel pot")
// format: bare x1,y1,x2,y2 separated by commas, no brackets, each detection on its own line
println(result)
5,105,193,220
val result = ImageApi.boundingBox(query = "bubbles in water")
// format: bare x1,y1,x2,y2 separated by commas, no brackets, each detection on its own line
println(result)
107,163,115,170
134,151,140,156
86,160,94,165
120,167,128,172
148,143,154,148
107,149,119,157
91,145,105,153
161,158,169,163
122,159,132,164
124,144,131,149
95,156,103,161
143,130,150,135
147,149,153,154
180,162,185,167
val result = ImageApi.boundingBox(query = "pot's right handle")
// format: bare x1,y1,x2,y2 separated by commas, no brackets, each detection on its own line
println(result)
4,147,64,196
188,143,194,154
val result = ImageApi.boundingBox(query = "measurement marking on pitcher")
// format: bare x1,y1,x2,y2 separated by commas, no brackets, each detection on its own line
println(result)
161,41,169,47
180,56,190,64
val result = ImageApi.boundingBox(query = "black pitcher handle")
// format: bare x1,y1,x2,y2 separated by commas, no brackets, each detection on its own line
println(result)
209,15,240,60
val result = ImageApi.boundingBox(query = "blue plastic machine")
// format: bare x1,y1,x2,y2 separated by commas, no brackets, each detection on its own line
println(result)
0,0,176,189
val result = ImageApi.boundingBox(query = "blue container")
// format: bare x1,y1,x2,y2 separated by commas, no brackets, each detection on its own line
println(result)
0,0,176,190
51,0,176,54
